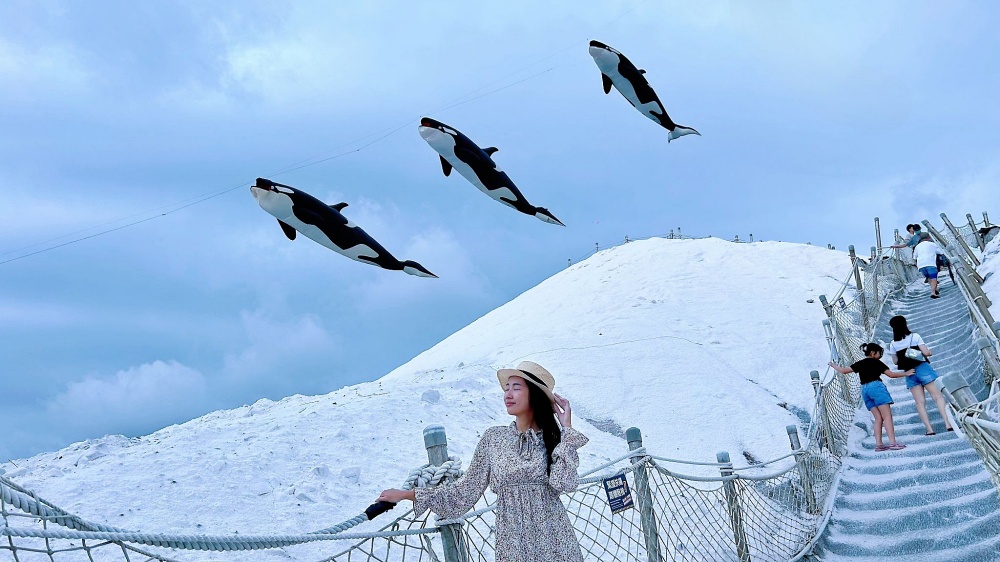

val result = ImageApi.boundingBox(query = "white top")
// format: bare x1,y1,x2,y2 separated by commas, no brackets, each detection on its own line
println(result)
913,240,943,269
887,333,926,356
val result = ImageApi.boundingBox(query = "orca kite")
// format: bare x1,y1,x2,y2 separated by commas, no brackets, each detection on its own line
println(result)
588,40,700,142
250,178,437,278
418,117,565,226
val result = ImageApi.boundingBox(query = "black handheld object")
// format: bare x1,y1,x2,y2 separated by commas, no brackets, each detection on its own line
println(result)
365,500,397,520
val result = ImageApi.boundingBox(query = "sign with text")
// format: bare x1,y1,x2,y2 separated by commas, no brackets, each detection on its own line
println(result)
602,474,634,514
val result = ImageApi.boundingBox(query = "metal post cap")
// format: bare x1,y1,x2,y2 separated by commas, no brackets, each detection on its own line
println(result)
716,451,731,463
940,373,970,393
625,427,642,443
978,337,992,350
810,370,820,382
822,319,831,326
786,425,798,435
423,425,447,447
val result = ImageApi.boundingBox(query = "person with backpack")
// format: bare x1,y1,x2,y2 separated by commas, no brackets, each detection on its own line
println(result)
828,342,913,451
913,232,945,298
886,315,954,435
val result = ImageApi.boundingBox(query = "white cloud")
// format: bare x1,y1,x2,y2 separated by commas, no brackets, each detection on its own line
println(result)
221,309,339,384
45,360,210,439
352,226,493,309
0,38,93,102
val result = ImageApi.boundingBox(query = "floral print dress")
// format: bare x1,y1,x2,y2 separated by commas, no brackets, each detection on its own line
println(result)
414,423,589,562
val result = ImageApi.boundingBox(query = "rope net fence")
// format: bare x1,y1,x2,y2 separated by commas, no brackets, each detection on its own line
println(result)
0,223,948,562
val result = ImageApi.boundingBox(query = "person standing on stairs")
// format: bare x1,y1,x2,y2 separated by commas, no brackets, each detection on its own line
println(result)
913,232,945,298
829,343,913,451
886,315,955,435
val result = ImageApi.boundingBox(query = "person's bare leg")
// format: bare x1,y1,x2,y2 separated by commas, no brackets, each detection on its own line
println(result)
871,407,885,447
878,404,898,444
926,383,954,430
911,386,934,433
930,277,939,295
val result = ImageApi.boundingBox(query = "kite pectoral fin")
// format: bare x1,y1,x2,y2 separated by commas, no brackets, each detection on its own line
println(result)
483,147,499,156
330,202,349,212
602,73,613,94
440,156,453,177
277,220,297,241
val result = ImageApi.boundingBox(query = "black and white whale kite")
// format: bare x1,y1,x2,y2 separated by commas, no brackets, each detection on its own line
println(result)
588,40,700,142
250,178,437,278
418,117,565,226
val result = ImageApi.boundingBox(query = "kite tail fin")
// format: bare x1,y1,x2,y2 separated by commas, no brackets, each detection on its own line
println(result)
402,260,438,278
667,125,701,142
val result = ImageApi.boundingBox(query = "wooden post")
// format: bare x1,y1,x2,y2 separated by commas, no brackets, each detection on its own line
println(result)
849,245,869,333
717,451,751,562
818,295,834,319
871,246,880,301
822,319,840,363
811,370,835,452
940,213,981,266
874,217,883,256
978,337,1000,388
786,425,818,514
968,214,986,251
424,425,468,562
626,428,663,562
951,258,996,327
941,374,1000,444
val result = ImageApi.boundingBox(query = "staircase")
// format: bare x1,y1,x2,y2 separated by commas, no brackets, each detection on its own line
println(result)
810,276,1000,561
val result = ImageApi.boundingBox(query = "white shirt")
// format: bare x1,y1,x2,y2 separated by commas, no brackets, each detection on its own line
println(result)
913,241,943,269
887,333,925,356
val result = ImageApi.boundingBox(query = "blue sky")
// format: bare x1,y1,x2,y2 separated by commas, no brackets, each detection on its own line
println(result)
2,1,999,461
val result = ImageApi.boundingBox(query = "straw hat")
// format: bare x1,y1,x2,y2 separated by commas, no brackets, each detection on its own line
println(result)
497,361,556,404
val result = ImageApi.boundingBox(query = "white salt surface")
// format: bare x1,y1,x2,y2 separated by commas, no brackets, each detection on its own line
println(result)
1,237,853,561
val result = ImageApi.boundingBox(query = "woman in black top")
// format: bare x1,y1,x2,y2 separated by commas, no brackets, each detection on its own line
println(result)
829,343,914,451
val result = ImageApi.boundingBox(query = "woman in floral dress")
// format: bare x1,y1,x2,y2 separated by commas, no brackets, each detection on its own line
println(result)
377,361,589,562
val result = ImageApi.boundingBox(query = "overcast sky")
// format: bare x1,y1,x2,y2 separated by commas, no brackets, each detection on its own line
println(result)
2,1,999,461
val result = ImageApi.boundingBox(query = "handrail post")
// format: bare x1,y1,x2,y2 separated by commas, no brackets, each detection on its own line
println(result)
941,374,1000,443
940,213,981,266
424,425,468,562
717,451,751,562
871,246,880,302
822,319,840,363
875,217,883,256
951,258,996,326
848,245,869,333
786,425,818,514
984,212,991,228
626,428,663,562
811,370,836,453
978,337,1000,388
968,213,986,251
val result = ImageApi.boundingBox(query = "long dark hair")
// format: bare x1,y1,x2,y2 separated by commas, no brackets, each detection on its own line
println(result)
528,383,562,474
889,315,911,341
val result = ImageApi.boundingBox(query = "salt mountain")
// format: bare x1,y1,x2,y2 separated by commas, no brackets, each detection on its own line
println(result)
2,238,852,562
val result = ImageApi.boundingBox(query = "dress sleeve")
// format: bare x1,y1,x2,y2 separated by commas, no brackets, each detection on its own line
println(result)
413,430,492,519
548,427,589,493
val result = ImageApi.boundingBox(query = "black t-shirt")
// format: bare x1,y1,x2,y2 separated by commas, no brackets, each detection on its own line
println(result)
850,358,891,385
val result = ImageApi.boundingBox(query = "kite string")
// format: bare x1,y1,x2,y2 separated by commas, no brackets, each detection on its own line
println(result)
0,0,647,265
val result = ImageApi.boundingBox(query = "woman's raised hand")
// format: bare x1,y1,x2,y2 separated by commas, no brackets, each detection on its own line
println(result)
553,393,572,428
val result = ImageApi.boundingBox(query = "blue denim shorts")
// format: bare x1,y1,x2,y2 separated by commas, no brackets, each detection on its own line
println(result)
905,362,938,389
919,266,938,280
862,381,893,410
